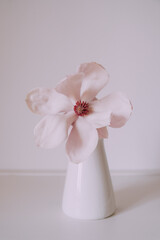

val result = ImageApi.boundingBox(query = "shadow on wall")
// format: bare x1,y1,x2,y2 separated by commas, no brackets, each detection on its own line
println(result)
114,176,160,215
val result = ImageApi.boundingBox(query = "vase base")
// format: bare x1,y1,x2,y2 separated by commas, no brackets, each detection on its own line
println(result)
62,206,116,220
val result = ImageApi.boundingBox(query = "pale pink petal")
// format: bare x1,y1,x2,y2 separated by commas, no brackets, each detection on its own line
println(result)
91,92,133,128
84,111,110,128
78,62,109,102
97,127,108,139
26,88,73,115
65,111,78,126
34,112,76,148
66,117,98,163
55,73,83,103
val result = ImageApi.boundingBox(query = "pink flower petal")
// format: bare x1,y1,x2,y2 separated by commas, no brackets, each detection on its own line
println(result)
84,111,110,128
97,127,108,139
78,62,109,102
55,74,83,103
26,88,73,115
34,112,76,148
91,92,133,128
66,117,98,163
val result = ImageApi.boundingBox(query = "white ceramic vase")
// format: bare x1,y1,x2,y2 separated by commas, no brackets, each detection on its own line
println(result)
62,139,116,220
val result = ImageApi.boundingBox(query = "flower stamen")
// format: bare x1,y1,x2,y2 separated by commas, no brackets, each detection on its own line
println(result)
74,100,89,116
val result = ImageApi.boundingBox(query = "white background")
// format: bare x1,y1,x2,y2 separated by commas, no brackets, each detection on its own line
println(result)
0,0,160,171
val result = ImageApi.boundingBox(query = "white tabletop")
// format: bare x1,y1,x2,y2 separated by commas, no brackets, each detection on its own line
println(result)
0,173,160,240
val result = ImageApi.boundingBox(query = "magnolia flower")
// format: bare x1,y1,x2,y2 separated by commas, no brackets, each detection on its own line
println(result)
26,62,132,163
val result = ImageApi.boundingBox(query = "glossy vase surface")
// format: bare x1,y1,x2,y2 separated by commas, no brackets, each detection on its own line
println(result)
62,139,116,220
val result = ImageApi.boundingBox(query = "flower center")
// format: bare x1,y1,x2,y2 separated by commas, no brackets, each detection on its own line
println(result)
74,100,89,116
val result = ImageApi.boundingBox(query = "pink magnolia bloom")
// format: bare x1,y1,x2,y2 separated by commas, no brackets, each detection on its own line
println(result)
26,62,132,163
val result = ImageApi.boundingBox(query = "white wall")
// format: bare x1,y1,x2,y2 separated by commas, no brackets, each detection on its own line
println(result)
1,0,160,171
